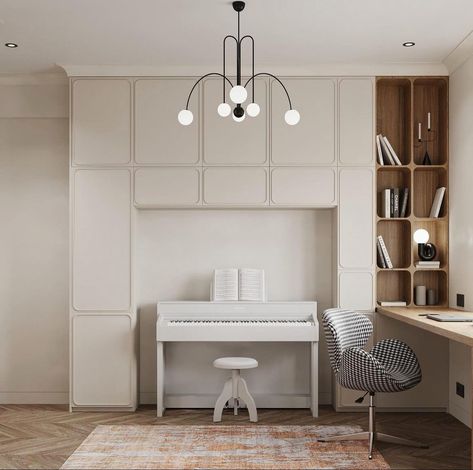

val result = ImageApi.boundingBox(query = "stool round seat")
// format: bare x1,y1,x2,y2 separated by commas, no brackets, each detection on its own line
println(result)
213,357,258,370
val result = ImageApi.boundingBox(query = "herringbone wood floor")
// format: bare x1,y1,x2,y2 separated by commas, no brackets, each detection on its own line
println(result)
0,405,469,469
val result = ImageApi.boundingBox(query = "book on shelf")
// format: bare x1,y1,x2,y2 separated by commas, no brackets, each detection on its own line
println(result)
380,188,409,218
376,239,387,268
376,134,402,166
377,235,393,269
378,301,407,307
212,268,265,302
415,261,440,269
429,187,446,218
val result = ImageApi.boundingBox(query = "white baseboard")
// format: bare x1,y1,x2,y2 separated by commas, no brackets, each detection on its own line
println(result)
0,392,69,404
140,392,332,408
449,402,471,428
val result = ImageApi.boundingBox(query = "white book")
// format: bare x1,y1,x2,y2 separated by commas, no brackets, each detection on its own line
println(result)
429,187,446,218
239,268,265,301
379,134,395,165
377,235,393,269
383,136,402,166
212,268,239,301
417,260,440,265
382,189,391,218
376,135,384,165
378,301,407,307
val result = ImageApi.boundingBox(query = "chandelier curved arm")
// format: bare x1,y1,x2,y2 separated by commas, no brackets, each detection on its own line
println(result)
240,35,254,103
223,35,238,103
185,73,234,110
244,72,293,110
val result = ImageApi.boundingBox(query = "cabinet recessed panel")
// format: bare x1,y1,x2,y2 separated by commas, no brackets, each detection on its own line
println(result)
134,167,201,207
339,168,374,268
339,78,374,165
73,170,131,311
72,315,132,406
72,79,131,165
203,78,267,165
135,79,199,164
339,272,374,310
203,167,268,205
270,167,336,206
271,79,335,165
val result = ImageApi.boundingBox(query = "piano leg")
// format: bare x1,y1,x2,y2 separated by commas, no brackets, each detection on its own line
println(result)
157,341,165,417
311,341,319,418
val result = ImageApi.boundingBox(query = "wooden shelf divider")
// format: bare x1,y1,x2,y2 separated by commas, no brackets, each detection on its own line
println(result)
375,77,449,308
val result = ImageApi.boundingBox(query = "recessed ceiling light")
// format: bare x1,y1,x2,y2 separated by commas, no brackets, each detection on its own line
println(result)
403,41,415,47
5,42,18,48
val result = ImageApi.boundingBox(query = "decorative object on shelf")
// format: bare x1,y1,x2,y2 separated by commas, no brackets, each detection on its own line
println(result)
427,289,437,306
415,112,436,165
415,285,427,306
413,228,437,261
177,2,299,126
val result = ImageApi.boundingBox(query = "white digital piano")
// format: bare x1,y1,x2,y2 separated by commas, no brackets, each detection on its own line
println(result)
156,301,319,418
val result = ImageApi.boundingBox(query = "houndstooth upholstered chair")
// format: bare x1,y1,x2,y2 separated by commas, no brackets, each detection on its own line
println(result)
318,308,428,459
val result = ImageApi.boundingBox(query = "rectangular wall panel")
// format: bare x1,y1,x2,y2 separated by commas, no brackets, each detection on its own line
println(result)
339,78,374,166
271,78,336,165
270,167,336,206
203,78,268,165
72,79,131,165
72,315,133,407
339,168,374,268
73,169,131,311
339,272,374,310
134,167,201,207
134,79,199,165
203,167,268,205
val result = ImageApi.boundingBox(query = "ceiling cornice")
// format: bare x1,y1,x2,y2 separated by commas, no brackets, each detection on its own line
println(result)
443,29,473,74
59,62,449,78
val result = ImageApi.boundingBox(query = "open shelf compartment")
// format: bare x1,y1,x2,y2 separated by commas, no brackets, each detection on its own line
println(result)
377,270,411,305
412,220,448,268
413,270,447,307
413,167,447,218
377,220,411,268
377,167,411,218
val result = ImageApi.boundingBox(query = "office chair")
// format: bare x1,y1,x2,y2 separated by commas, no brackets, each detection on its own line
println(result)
319,308,428,459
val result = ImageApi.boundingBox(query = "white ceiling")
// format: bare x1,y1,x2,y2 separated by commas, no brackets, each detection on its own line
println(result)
0,0,473,75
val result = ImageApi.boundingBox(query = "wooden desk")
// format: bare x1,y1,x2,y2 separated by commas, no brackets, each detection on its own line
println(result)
377,307,473,468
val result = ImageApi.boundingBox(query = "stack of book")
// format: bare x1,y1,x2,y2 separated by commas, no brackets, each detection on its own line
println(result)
415,260,440,269
429,187,446,218
376,134,403,166
381,188,409,218
378,300,407,307
376,235,393,269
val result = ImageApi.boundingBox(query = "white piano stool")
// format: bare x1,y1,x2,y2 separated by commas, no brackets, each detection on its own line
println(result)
213,357,258,423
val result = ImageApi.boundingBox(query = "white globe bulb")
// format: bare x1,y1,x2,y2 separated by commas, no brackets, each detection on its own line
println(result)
232,112,246,122
229,85,248,104
413,228,429,244
217,102,231,117
178,109,193,126
285,109,300,125
246,102,260,117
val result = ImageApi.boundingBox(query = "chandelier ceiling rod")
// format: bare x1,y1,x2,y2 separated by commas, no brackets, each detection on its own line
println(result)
178,1,300,126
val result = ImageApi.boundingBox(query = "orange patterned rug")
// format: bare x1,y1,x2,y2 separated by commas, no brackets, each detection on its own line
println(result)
62,425,390,469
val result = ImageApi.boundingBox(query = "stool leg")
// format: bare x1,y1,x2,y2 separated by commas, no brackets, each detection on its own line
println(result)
238,377,258,423
232,370,240,416
213,378,233,423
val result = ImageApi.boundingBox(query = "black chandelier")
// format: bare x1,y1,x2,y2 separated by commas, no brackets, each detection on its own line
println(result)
178,1,299,126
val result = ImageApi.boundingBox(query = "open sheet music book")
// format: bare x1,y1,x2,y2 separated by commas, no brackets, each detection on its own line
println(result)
212,268,265,302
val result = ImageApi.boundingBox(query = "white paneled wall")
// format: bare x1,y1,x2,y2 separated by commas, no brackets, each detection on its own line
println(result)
70,76,375,410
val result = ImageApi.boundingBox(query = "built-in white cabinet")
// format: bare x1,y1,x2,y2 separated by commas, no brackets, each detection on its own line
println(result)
72,315,134,407
72,79,131,165
271,78,336,166
72,169,131,311
270,167,336,206
134,79,200,165
338,168,374,269
134,167,201,207
203,167,268,205
203,78,268,165
339,78,374,166
339,272,374,310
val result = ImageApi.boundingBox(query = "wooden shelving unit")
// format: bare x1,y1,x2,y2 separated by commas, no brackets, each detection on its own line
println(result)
376,77,449,308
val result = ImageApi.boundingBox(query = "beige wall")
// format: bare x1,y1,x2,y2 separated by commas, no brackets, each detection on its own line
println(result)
449,55,473,427
0,76,69,403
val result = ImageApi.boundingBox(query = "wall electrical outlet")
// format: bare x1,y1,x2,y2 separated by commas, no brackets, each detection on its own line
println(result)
456,382,465,398
457,293,465,308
